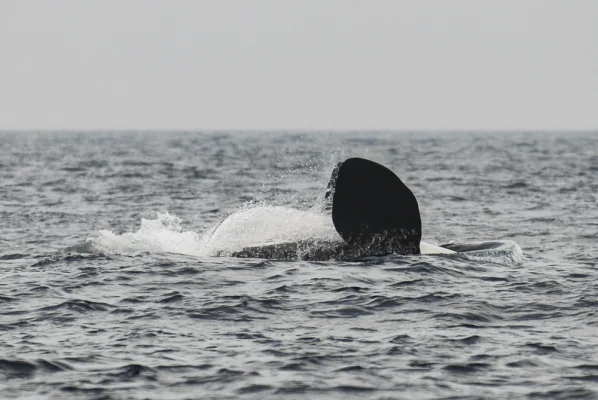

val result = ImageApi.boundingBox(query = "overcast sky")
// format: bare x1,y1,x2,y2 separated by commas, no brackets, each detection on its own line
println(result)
0,0,596,130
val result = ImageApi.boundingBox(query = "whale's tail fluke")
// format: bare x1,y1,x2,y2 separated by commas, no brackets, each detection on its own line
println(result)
330,158,422,255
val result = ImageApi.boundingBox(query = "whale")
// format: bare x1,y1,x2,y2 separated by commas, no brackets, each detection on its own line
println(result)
214,157,456,260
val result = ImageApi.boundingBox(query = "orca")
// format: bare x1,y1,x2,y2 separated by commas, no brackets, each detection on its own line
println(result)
228,157,455,260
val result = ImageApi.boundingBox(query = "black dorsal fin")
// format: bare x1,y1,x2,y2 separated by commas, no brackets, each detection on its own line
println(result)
331,158,421,255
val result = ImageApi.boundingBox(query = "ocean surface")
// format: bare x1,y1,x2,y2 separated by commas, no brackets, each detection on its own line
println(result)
1,131,597,399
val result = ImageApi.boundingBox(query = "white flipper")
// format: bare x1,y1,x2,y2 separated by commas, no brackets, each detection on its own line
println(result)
419,241,456,255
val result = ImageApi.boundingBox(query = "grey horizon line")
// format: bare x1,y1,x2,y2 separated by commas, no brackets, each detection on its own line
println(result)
1,128,597,134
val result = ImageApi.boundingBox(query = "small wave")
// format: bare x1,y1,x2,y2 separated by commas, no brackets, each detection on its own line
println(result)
38,299,113,313
310,306,374,318
237,384,274,395
443,362,490,374
0,360,36,378
107,364,157,381
31,252,112,267
0,253,28,260
0,358,73,378
503,181,530,189
187,295,282,321
157,293,184,303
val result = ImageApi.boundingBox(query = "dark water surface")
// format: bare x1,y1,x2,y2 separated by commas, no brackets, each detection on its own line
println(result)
1,131,597,399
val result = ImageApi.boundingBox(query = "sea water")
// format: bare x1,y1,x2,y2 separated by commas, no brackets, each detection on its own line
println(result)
1,131,597,399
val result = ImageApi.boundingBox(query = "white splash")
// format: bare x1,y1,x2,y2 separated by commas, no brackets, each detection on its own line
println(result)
87,207,341,257
88,212,204,256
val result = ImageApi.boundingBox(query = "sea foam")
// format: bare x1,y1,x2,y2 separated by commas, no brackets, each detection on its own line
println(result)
88,212,204,256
